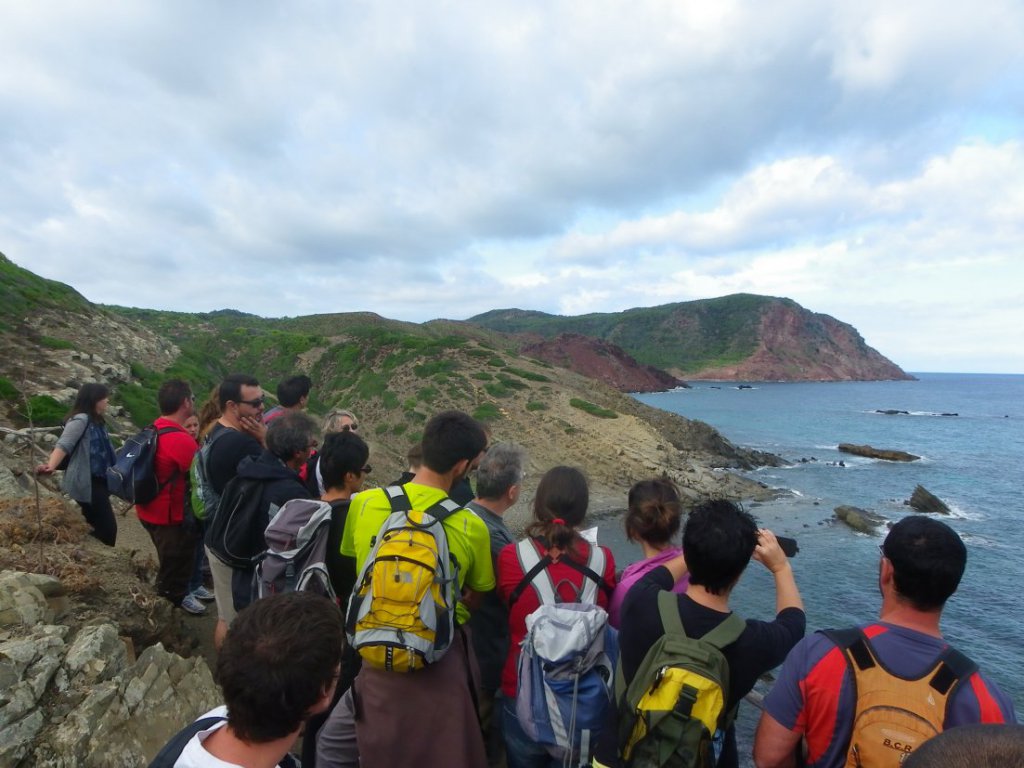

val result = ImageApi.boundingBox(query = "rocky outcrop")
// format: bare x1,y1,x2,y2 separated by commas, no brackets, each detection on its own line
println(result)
520,334,684,393
0,570,219,767
834,505,887,534
685,301,914,381
907,485,951,515
838,443,920,462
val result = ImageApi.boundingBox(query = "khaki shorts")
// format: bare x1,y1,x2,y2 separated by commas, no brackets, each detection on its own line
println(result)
205,546,237,624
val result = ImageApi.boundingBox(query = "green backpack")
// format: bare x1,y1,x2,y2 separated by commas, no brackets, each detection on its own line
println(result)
616,591,745,767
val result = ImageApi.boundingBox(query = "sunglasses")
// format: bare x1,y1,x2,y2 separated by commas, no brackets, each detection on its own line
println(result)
341,423,359,432
236,396,266,408
361,464,373,474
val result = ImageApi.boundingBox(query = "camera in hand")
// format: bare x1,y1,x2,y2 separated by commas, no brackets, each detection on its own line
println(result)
777,535,799,558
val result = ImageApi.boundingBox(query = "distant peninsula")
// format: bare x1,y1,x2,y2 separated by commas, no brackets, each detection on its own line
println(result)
469,294,914,382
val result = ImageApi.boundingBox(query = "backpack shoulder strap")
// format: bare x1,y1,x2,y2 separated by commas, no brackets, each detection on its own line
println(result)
930,645,977,694
384,484,412,513
147,715,226,768
510,539,556,606
701,611,746,649
656,588,687,637
424,496,463,523
559,543,611,603
822,627,876,671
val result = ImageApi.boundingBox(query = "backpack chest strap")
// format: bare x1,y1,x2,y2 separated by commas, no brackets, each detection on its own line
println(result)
510,538,608,607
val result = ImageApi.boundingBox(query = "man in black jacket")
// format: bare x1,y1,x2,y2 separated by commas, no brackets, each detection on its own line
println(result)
217,411,318,616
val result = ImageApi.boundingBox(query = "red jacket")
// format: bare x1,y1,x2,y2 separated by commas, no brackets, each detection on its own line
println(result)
135,417,199,526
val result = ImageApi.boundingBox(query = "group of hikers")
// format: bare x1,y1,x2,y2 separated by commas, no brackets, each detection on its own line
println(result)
38,375,1019,767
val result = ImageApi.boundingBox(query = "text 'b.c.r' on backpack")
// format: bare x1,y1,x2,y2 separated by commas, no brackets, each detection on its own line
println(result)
345,485,462,672
617,590,745,768
822,626,977,767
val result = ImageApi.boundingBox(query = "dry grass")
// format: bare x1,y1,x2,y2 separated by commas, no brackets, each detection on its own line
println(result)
0,497,100,592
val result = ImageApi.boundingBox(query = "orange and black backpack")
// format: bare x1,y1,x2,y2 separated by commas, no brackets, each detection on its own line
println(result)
823,626,977,767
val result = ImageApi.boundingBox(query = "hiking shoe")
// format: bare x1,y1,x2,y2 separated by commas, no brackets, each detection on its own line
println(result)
192,585,215,602
180,594,207,615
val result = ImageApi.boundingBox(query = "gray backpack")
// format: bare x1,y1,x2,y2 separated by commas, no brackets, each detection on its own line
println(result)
254,498,336,599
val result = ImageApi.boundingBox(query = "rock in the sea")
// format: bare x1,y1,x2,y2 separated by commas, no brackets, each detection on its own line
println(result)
907,485,951,515
838,443,920,462
834,505,887,534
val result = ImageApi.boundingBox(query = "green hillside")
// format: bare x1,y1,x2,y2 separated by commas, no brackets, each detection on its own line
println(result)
470,294,781,371
0,253,92,331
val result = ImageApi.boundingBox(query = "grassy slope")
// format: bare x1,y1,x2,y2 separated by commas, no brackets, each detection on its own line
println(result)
469,294,777,371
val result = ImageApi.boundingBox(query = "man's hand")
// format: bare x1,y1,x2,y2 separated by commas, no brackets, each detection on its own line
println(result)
239,415,267,446
753,529,789,574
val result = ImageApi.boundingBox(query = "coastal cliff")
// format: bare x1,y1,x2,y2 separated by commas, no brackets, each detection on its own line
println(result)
469,294,914,382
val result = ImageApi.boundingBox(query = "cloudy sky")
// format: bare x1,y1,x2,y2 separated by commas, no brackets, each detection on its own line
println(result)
2,2,1023,373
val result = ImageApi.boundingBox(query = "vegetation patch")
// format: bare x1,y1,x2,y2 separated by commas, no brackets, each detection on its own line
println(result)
486,356,506,367
496,374,529,391
525,401,548,412
503,366,550,382
471,371,493,381
0,376,19,401
569,398,618,419
416,386,439,404
40,336,74,350
382,391,400,410
473,403,502,422
414,360,458,378
26,395,66,426
485,382,513,399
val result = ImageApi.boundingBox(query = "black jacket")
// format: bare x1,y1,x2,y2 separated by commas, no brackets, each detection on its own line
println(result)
236,450,310,518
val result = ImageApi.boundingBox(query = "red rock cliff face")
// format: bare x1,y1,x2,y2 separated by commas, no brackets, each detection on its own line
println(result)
521,334,685,392
686,303,913,381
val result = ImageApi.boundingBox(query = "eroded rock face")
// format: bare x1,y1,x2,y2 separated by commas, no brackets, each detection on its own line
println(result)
0,570,219,767
837,443,920,462
520,333,685,393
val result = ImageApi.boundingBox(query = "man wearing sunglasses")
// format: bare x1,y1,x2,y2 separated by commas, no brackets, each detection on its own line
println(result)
202,373,268,648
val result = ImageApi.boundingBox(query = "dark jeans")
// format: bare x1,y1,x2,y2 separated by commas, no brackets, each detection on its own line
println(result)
142,521,199,606
78,476,117,546
187,519,208,594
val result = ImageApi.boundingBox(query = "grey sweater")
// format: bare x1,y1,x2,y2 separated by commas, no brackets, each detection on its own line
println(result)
56,414,94,503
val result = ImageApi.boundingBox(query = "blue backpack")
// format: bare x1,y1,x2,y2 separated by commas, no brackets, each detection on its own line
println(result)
512,539,616,766
106,424,179,505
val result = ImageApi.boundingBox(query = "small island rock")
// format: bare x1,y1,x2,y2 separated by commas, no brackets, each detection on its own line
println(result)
907,484,951,515
838,443,920,462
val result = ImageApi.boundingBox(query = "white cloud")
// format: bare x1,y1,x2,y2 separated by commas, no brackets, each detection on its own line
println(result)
0,1,1023,371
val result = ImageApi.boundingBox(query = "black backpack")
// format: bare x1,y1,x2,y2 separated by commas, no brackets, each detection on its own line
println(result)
106,425,180,505
204,475,267,569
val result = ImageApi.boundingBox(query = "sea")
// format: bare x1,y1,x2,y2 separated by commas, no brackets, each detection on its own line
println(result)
601,372,1022,760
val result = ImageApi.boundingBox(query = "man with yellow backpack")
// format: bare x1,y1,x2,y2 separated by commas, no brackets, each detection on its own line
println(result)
754,515,1017,768
316,410,492,768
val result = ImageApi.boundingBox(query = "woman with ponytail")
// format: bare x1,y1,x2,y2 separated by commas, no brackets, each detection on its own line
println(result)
607,476,687,628
497,465,616,768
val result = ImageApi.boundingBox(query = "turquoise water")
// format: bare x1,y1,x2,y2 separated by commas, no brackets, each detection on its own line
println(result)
605,373,1023,748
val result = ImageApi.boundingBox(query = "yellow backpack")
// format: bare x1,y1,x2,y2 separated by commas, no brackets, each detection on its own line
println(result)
824,627,977,767
345,486,462,672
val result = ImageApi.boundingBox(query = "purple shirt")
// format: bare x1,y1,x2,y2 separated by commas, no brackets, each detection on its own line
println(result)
608,547,688,628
